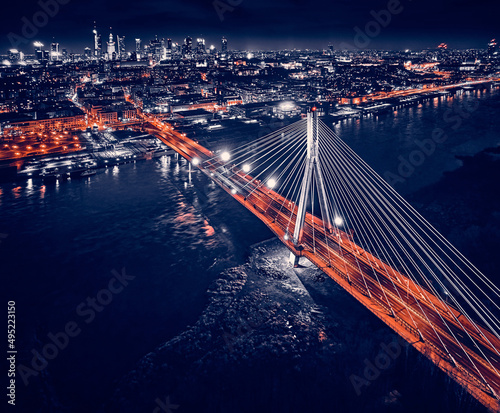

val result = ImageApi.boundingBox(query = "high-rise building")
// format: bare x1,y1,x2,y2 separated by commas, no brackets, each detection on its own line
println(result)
117,35,126,59
84,47,92,60
160,38,166,60
488,39,497,56
135,38,141,60
107,29,116,60
165,38,172,60
50,42,60,61
197,38,206,54
34,41,44,62
150,35,163,62
93,22,102,58
328,44,334,55
221,37,228,53
183,36,193,57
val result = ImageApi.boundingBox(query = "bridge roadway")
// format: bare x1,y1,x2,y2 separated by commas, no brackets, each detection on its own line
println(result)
141,115,500,412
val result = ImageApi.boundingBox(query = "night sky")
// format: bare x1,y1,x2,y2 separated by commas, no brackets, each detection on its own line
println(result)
1,0,499,53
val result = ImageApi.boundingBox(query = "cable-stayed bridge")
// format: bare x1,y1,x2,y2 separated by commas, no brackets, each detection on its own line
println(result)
137,108,500,412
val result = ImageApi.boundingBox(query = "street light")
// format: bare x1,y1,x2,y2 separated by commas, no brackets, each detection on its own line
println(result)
334,216,343,226
221,151,230,162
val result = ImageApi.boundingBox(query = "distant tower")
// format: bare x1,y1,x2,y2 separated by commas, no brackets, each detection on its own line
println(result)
165,38,172,60
221,36,228,53
34,41,44,62
107,28,116,60
197,38,206,54
117,35,126,59
93,22,102,58
50,42,60,61
183,36,193,57
488,39,497,56
84,47,92,59
135,38,141,60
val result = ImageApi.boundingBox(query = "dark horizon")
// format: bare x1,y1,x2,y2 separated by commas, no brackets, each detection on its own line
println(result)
1,0,498,53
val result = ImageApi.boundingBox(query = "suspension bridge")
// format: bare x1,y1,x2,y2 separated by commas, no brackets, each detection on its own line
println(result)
138,108,500,412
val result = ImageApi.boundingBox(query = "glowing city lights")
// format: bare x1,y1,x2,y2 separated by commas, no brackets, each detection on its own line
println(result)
192,157,200,166
267,178,277,189
221,151,230,162
334,216,344,226
242,164,251,173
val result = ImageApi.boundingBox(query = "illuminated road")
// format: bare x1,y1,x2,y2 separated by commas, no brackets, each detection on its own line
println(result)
139,113,500,412
366,77,500,102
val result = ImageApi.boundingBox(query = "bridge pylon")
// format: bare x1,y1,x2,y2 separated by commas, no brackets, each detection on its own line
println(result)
290,107,331,266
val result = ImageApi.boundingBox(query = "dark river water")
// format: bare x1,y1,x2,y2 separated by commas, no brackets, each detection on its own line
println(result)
2,86,500,411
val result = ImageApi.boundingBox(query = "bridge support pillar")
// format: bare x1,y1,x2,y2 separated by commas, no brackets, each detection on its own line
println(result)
289,251,300,267
290,107,331,266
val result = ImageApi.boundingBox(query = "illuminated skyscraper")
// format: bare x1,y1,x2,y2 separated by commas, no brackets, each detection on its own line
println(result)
197,38,206,54
221,37,228,53
34,41,44,62
50,42,60,61
183,36,193,57
150,35,163,62
165,38,172,60
107,29,116,60
117,35,126,59
488,39,497,56
135,38,141,60
93,22,102,58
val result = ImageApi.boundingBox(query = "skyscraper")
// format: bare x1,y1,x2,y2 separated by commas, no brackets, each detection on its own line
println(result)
150,35,163,62
34,41,44,62
117,35,126,59
93,22,102,58
488,39,497,56
165,38,172,60
197,38,206,54
50,42,60,61
184,36,193,57
107,29,116,60
221,37,228,53
135,38,141,60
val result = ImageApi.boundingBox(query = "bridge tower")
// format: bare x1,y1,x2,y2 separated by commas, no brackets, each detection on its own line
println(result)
290,107,332,266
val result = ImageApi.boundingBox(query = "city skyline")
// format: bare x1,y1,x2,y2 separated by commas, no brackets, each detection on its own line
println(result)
1,0,499,53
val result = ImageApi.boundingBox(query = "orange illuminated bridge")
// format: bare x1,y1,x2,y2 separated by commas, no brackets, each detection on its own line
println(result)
137,109,500,412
